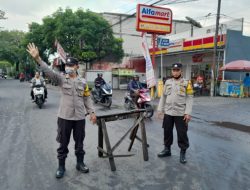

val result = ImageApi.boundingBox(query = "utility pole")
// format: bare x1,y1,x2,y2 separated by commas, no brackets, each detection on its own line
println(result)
210,0,221,96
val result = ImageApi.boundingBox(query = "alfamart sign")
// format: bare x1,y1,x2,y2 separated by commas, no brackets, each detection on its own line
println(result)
136,4,172,34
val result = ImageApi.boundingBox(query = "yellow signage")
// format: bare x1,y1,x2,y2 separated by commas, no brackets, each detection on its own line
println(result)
139,22,171,33
112,69,135,76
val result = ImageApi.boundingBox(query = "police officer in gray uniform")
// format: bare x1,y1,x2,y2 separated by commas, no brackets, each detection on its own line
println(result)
27,43,97,178
157,63,193,164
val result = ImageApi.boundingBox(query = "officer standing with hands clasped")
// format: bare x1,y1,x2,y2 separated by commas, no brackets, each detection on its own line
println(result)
157,63,193,164
27,43,97,178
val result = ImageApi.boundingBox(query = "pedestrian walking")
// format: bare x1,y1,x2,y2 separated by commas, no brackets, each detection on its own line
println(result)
243,73,250,97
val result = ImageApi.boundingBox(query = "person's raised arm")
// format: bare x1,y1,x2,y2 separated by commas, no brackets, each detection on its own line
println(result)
26,43,63,86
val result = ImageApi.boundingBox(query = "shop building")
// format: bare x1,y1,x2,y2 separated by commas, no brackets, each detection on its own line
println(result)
143,19,249,94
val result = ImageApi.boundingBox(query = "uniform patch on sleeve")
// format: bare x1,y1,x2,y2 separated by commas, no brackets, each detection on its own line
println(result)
83,83,90,97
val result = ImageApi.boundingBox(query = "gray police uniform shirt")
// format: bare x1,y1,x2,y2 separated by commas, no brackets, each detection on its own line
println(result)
158,78,193,116
38,60,95,120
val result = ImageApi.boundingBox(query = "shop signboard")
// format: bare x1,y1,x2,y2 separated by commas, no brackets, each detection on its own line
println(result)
219,81,241,96
167,39,184,52
136,4,172,34
112,69,135,76
157,37,170,48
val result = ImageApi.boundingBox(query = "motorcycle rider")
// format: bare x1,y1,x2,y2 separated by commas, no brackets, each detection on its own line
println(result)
128,75,143,107
94,73,106,99
30,71,48,100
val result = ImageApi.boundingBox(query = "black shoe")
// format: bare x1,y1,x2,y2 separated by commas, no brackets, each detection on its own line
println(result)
158,147,171,157
180,150,187,164
56,166,65,178
76,162,89,173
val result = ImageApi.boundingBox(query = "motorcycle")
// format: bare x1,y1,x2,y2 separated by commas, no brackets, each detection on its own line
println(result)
91,83,112,108
1,74,7,79
19,73,25,82
124,88,154,118
32,84,45,109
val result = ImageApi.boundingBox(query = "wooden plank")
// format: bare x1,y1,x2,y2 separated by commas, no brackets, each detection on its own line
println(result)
111,115,143,152
128,124,139,152
97,147,108,156
96,110,149,171
140,117,149,161
101,119,116,171
96,109,145,122
101,154,135,158
135,136,150,147
97,119,104,157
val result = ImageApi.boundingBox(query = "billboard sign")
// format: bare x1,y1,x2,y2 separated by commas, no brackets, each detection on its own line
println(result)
136,4,172,34
157,37,173,48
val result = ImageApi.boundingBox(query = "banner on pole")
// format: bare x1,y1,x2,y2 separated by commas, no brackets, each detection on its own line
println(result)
55,39,67,63
141,33,156,88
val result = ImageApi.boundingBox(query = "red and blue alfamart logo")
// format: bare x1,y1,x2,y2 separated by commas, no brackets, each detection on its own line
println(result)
141,7,170,20
136,4,172,34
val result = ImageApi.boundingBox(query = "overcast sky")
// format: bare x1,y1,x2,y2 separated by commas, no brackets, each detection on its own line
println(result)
1,0,249,35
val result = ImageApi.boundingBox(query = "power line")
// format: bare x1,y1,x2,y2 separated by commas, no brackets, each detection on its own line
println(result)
107,0,156,15
105,0,164,31
102,0,198,33
158,0,199,5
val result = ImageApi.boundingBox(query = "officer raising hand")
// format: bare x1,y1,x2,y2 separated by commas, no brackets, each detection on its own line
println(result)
157,63,193,164
27,43,96,178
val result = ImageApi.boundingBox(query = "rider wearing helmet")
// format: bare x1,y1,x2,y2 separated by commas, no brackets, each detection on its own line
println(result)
94,73,106,98
30,71,48,100
128,75,143,106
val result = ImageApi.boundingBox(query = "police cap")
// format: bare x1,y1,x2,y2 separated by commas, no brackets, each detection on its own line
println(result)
65,57,79,66
172,63,182,69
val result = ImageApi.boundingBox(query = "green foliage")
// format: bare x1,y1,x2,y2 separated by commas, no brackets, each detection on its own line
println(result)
24,8,124,63
0,60,12,75
0,60,12,69
0,7,124,74
0,30,26,64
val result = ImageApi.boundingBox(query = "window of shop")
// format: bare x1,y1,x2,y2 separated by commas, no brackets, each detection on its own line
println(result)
191,64,211,95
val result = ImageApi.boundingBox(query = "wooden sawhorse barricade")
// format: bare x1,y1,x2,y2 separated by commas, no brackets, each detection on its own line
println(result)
96,109,149,171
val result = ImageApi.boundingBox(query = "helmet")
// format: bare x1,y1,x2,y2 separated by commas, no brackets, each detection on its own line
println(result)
65,57,79,66
172,63,182,69
97,73,103,77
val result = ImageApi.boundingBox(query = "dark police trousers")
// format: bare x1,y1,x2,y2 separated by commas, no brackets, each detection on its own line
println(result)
56,117,86,161
162,114,189,150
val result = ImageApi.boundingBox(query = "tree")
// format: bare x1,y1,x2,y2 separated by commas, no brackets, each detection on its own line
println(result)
0,10,7,20
0,60,11,71
25,8,124,64
0,30,26,64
